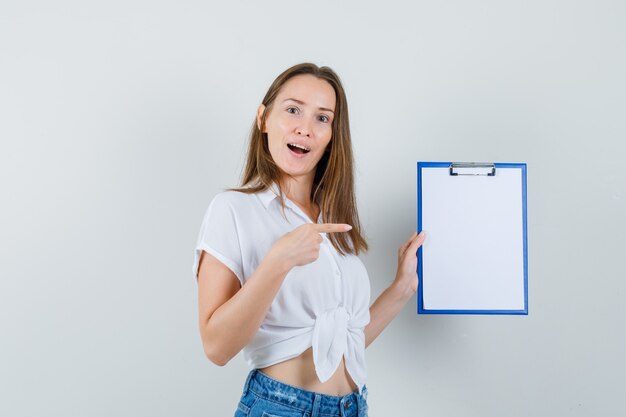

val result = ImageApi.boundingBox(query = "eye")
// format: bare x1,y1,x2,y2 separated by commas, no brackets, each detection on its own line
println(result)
286,107,299,114
318,115,330,123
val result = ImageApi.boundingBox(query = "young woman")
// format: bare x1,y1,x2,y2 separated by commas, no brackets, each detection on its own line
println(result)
193,63,426,417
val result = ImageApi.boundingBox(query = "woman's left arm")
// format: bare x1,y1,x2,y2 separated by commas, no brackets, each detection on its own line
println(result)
364,231,426,348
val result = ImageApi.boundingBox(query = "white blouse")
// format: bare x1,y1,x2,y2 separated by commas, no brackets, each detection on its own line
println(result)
192,184,371,393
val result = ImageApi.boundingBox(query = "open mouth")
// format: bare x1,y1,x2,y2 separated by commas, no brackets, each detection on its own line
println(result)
287,143,311,155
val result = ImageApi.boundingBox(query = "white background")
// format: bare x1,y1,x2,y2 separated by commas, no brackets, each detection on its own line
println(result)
1,1,625,416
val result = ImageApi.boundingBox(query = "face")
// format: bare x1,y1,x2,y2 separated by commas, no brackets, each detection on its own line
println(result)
257,74,336,183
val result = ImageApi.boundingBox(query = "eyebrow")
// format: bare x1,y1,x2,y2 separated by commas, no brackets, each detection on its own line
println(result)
282,98,335,114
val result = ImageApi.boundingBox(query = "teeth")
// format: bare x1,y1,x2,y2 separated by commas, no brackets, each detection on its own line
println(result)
288,143,310,152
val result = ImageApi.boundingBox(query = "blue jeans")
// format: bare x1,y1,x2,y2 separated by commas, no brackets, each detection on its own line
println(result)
234,369,369,417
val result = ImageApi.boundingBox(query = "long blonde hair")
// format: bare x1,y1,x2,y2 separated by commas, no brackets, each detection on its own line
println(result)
231,63,368,256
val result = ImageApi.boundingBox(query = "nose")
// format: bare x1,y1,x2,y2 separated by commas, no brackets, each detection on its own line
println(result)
296,119,312,137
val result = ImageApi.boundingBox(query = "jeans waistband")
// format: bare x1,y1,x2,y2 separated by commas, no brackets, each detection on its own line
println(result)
247,369,367,417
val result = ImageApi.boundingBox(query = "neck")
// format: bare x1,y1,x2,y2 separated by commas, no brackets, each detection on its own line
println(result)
280,175,315,208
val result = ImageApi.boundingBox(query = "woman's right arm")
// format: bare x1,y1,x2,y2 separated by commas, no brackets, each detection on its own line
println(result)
197,248,289,366
197,222,352,366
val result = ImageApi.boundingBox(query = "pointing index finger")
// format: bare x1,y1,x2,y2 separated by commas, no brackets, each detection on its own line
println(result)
314,223,353,233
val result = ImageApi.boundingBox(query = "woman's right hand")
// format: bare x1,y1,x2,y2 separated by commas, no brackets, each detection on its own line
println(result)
268,223,352,271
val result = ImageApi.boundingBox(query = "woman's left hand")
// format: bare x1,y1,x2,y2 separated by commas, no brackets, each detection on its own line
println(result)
365,230,428,347
393,231,427,294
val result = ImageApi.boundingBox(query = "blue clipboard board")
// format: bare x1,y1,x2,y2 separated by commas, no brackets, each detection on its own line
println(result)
417,162,528,315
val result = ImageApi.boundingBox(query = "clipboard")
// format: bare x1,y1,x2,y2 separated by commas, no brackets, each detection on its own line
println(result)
417,162,528,315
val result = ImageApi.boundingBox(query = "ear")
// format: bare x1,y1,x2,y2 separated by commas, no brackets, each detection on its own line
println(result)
256,104,266,132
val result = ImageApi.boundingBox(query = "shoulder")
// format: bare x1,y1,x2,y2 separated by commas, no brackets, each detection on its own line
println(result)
207,189,265,215
210,189,253,205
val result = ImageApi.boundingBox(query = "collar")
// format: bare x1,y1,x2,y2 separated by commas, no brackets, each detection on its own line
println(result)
256,182,323,224
257,182,281,210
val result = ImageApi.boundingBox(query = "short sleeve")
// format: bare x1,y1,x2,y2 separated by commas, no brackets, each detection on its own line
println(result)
192,193,244,285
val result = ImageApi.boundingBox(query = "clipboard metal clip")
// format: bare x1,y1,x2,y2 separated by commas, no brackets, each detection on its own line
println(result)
449,162,496,176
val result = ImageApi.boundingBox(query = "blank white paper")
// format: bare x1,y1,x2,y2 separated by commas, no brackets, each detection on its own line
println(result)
421,166,525,310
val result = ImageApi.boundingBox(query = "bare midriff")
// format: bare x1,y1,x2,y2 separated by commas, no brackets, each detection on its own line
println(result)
258,346,359,396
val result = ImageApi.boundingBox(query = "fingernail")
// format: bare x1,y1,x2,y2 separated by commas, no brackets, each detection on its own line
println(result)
345,225,352,231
